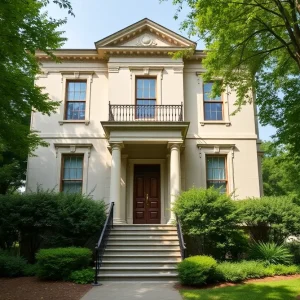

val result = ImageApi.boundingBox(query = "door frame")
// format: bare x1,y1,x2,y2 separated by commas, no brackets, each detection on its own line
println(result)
127,159,166,224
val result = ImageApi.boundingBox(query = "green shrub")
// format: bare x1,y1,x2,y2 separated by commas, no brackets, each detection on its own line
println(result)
249,242,293,265
216,261,273,283
177,255,217,286
0,252,27,277
36,247,92,280
286,242,300,264
23,264,38,277
236,196,300,243
0,191,106,263
69,268,94,284
174,187,248,259
267,264,300,275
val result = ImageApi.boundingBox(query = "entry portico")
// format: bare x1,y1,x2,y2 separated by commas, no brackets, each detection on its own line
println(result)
102,121,189,224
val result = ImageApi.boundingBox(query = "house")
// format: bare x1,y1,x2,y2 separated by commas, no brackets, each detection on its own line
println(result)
26,18,263,226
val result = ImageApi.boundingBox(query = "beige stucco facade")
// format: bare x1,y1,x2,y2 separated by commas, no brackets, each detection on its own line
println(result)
26,19,263,224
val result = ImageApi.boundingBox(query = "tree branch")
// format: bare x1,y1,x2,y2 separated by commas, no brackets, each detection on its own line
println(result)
254,16,298,62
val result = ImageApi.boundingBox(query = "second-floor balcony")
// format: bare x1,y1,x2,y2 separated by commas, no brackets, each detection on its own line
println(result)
108,102,183,122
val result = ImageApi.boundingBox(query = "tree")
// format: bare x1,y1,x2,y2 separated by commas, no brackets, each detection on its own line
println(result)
261,141,300,198
166,0,300,157
0,0,73,193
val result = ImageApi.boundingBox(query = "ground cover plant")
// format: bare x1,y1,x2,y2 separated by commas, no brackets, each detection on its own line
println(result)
180,278,300,300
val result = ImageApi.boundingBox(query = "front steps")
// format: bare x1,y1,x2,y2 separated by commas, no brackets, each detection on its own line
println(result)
97,224,181,281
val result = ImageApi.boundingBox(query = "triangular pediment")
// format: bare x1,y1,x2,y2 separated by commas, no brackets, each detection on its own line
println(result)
95,18,196,49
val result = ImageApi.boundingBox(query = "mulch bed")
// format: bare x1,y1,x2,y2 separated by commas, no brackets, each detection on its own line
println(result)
0,277,92,300
174,274,300,290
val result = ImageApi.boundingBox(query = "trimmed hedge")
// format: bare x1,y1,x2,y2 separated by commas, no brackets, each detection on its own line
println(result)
177,255,217,286
177,256,300,286
69,268,94,284
36,247,92,280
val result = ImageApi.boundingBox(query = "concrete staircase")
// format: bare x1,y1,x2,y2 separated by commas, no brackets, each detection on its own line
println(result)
97,224,181,281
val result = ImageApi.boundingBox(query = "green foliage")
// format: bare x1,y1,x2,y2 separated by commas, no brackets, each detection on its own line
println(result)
249,242,293,265
286,242,300,265
23,264,38,277
0,0,74,156
215,261,273,283
261,142,300,198
69,268,94,284
268,264,300,276
0,191,106,263
0,252,27,277
174,187,248,259
236,196,300,242
177,255,217,286
166,0,300,158
36,247,92,280
180,278,300,300
0,0,74,194
179,257,300,286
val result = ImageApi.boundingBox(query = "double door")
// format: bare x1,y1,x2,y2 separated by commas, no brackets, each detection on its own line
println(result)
133,165,160,224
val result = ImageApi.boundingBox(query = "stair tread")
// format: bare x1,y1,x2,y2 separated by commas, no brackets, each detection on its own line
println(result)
110,233,178,235
98,273,177,277
101,261,179,263
100,267,177,271
106,242,179,247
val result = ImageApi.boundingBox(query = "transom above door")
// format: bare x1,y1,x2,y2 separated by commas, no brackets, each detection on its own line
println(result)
133,164,160,224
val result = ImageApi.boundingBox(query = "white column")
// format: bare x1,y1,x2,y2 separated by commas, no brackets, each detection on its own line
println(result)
168,143,181,224
110,143,125,224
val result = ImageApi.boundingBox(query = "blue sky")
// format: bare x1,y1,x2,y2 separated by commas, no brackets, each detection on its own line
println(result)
46,0,275,141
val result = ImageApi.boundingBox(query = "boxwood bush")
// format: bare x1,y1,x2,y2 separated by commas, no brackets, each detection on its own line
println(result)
177,255,217,286
69,268,94,284
36,247,92,280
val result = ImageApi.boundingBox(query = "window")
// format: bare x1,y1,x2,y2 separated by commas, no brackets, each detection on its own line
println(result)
65,81,87,120
206,156,227,193
136,78,156,119
204,82,223,121
61,155,83,193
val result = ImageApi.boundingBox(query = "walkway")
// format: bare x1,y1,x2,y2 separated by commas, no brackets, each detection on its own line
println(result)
81,282,182,300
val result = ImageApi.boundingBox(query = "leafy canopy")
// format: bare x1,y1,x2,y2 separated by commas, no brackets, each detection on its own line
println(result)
0,0,73,193
261,141,300,198
166,0,300,156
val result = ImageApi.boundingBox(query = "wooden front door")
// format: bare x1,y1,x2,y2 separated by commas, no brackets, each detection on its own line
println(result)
133,165,160,224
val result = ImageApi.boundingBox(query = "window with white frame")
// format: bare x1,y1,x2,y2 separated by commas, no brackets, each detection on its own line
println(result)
206,156,227,193
203,82,223,121
65,81,87,120
61,155,84,193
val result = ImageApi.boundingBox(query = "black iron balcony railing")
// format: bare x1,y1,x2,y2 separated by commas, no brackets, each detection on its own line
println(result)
108,102,183,122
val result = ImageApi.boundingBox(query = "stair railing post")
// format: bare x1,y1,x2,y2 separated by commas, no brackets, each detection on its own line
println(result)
112,202,114,229
93,245,100,286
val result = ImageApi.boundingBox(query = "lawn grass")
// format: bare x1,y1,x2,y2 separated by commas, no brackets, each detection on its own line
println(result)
180,278,300,300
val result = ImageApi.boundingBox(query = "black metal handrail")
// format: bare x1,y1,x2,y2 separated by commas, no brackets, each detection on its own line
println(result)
176,214,187,259
108,102,183,122
93,202,114,285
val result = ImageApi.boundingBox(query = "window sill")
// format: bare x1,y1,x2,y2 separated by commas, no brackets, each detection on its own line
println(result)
59,120,90,126
200,121,231,127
